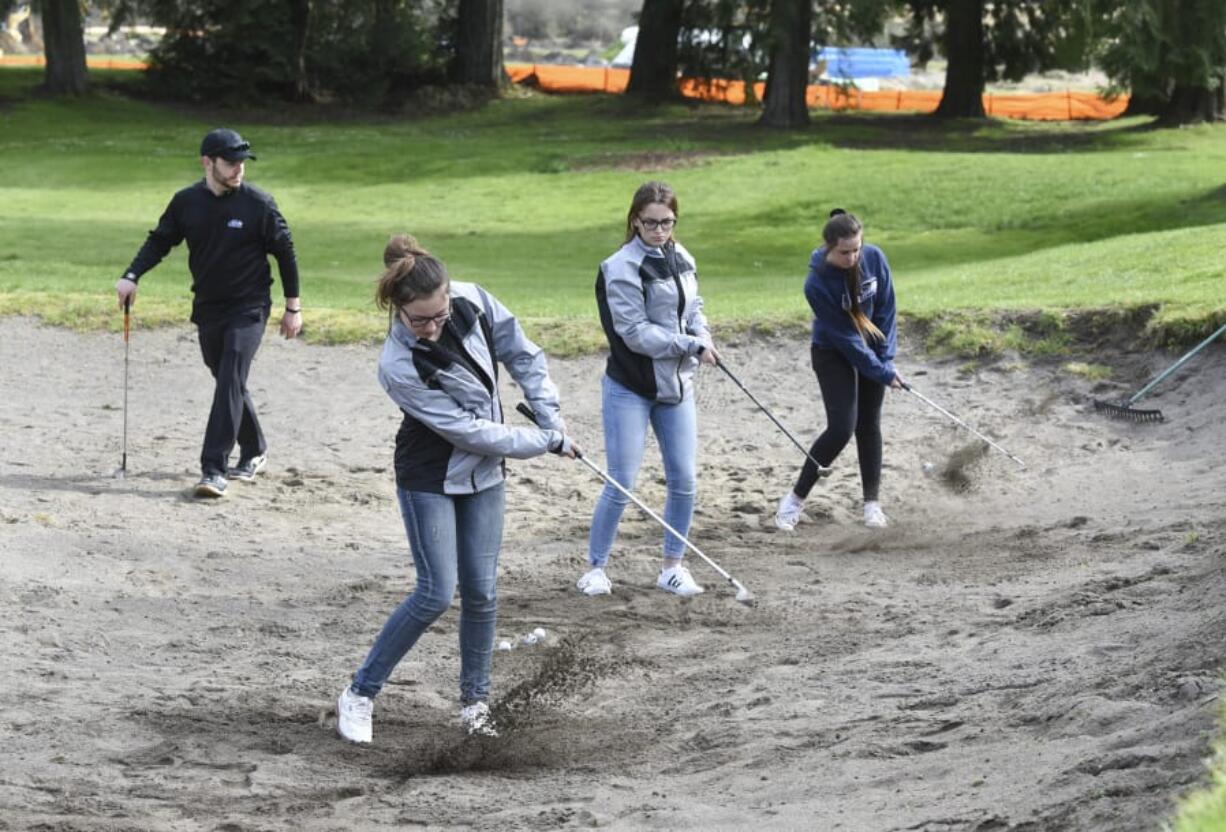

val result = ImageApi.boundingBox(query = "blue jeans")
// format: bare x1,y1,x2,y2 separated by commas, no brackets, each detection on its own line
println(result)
587,375,697,566
352,483,504,705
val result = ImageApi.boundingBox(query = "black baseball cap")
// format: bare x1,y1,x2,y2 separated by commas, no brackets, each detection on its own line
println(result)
200,128,257,161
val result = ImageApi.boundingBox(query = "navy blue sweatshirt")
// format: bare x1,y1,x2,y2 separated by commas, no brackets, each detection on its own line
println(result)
123,181,300,324
804,243,898,387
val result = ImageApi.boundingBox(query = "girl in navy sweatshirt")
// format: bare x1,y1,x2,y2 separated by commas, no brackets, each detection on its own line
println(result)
775,210,905,531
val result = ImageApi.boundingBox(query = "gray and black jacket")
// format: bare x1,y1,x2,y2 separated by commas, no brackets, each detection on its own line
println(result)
596,237,711,404
378,281,565,495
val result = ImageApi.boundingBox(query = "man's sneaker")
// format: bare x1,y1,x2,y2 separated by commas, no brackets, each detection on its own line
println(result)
576,566,612,596
460,701,498,737
657,563,704,597
337,686,373,744
864,501,888,529
774,491,804,531
229,452,268,482
193,474,227,498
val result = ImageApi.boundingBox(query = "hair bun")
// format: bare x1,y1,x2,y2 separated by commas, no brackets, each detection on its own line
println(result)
829,208,846,218
384,233,428,268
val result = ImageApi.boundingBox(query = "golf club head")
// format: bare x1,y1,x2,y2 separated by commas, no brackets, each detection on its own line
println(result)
113,467,126,480
733,581,755,607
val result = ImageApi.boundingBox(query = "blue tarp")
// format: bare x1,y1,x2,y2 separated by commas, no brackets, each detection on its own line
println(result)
814,47,910,79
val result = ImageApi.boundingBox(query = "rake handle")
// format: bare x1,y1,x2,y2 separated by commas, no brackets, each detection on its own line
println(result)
1127,321,1226,406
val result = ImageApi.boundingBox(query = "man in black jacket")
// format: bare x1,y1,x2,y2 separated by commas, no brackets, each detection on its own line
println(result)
114,128,303,498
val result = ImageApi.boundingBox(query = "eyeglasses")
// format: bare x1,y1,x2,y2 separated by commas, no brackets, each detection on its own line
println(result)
401,306,451,329
638,217,677,231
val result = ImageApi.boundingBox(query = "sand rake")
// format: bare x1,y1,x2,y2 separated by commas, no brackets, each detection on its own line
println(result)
515,403,754,606
1093,322,1226,424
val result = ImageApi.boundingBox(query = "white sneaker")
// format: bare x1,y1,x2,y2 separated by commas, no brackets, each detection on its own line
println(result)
864,501,888,528
459,701,498,737
657,563,704,597
774,492,804,531
576,566,612,596
337,686,373,744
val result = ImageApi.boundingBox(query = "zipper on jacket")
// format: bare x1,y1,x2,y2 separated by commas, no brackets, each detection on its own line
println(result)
665,243,688,398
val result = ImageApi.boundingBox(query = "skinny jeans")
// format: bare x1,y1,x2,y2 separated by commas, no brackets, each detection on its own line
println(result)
196,306,268,477
352,483,505,705
587,375,697,566
793,346,885,502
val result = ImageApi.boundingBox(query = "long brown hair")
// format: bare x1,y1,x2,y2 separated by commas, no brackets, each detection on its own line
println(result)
624,181,679,244
823,210,884,343
374,233,449,313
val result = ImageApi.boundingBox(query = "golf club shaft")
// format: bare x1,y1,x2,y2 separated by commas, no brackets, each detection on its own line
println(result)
575,453,737,584
715,359,831,476
902,383,1025,468
514,402,750,598
122,299,130,473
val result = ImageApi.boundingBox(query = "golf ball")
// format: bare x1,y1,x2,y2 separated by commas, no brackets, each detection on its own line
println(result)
921,462,935,476
521,633,539,646
497,640,513,651
532,627,547,640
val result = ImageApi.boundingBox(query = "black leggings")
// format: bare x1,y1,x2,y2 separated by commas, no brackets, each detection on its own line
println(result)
793,346,886,502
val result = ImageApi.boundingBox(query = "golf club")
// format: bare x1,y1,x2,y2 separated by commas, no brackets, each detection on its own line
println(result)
714,359,832,479
901,382,1025,469
116,297,131,479
515,402,754,606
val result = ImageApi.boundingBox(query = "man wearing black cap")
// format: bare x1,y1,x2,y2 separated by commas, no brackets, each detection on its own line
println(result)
115,128,303,498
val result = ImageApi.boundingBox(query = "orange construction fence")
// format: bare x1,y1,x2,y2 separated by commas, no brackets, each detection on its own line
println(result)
1,55,1129,120
0,54,147,70
507,62,1129,121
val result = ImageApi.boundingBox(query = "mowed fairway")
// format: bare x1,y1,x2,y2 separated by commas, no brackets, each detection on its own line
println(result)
1,67,1225,346
3,67,1226,831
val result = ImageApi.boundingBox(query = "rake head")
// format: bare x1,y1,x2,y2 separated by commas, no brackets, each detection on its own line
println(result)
1093,399,1164,423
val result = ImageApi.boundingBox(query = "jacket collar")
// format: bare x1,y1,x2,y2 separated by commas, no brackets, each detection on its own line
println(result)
629,234,667,258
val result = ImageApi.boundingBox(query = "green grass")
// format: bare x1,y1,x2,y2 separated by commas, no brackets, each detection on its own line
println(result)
1171,691,1226,832
2,66,1225,354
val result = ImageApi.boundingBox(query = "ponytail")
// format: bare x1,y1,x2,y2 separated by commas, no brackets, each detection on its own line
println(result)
374,233,449,312
823,209,883,343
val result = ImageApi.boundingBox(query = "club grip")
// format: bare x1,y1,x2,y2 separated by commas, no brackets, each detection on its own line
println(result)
516,402,540,426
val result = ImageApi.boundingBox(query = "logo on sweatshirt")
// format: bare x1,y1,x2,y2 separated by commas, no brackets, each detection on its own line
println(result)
227,219,244,229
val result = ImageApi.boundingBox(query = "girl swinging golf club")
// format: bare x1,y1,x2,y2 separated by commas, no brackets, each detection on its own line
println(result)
577,181,720,598
335,234,579,745
775,209,905,532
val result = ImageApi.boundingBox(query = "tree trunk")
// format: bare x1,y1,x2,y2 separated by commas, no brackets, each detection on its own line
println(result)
934,0,985,118
40,0,88,96
626,0,683,100
1122,89,1168,117
455,0,505,88
289,0,312,102
1158,81,1225,124
759,0,811,128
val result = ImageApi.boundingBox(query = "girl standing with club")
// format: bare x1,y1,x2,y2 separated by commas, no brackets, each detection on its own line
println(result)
336,234,578,745
577,181,719,598
775,209,904,532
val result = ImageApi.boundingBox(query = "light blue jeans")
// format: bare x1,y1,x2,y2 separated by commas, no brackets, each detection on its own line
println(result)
352,482,504,705
587,375,697,566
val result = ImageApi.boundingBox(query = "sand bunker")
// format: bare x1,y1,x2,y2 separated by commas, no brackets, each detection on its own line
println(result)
2,317,1224,830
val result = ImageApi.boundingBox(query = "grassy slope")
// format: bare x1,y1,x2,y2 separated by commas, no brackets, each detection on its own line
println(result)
2,68,1225,350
